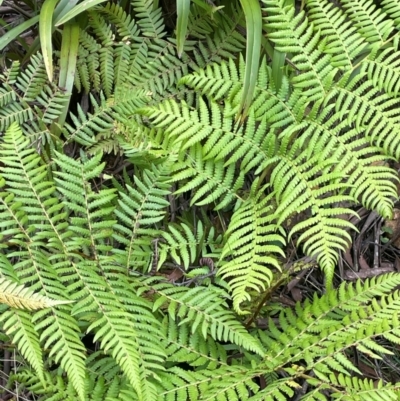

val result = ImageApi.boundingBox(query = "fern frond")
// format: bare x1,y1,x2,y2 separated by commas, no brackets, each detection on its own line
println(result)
162,317,228,370
0,277,72,310
137,277,265,356
114,42,131,89
295,107,398,219
33,307,87,400
267,139,357,284
0,309,44,382
16,54,48,101
113,161,171,271
328,73,400,159
193,7,246,66
157,365,261,401
0,101,33,131
219,181,285,313
259,274,400,372
157,220,222,271
262,0,336,100
382,0,400,28
38,86,70,124
305,0,366,69
99,47,114,98
98,3,140,40
54,153,166,400
63,93,113,146
0,123,88,398
361,46,400,96
171,143,245,210
87,11,114,47
132,0,166,38
341,0,393,45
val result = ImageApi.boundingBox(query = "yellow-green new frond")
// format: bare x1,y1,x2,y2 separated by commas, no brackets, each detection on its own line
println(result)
0,277,72,310
219,181,285,313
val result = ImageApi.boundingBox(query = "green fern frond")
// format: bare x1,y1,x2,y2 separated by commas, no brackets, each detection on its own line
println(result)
219,181,285,313
262,0,336,100
0,309,44,382
180,56,301,126
292,107,398,219
16,54,48,101
63,93,113,146
259,274,400,369
341,0,394,45
157,365,261,401
98,3,140,40
196,8,246,65
114,42,131,89
131,0,166,38
99,47,114,98
0,123,87,399
305,0,366,69
157,220,222,271
33,307,87,400
361,46,400,96
113,161,171,271
137,277,265,356
162,316,228,370
328,73,400,160
39,86,70,124
87,11,114,47
54,153,166,400
382,0,400,28
0,101,33,131
266,139,357,285
171,143,245,210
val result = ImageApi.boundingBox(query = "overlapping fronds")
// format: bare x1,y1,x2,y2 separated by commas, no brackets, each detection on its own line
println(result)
3,0,400,400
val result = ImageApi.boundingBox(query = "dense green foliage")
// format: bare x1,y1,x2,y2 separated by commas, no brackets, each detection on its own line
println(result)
1,0,400,399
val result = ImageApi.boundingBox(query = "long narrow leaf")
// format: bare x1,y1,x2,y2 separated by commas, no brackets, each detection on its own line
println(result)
55,0,108,26
238,0,262,121
271,0,293,92
176,0,191,58
0,16,39,52
54,0,80,21
58,21,80,127
39,0,59,82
